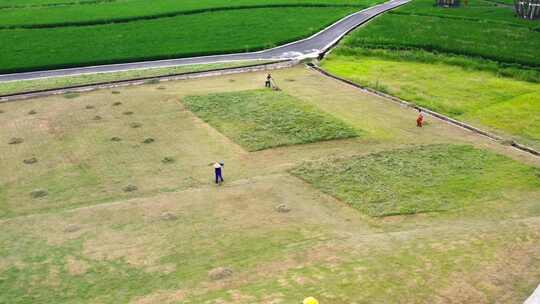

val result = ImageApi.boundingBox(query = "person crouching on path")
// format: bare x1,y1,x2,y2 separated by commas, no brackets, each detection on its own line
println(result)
265,73,272,88
214,161,224,184
416,109,424,127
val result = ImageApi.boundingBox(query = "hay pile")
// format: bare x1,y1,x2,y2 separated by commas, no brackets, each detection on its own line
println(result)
23,157,38,164
123,184,138,192
8,137,23,145
160,212,178,221
162,157,174,164
64,224,81,233
275,204,291,213
208,267,233,280
30,189,48,198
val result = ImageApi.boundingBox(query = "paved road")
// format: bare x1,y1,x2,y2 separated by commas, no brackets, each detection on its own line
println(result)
0,0,409,82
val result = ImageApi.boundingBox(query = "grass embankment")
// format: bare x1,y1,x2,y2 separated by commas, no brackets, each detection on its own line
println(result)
291,144,540,217
0,60,267,96
332,47,540,83
183,89,359,151
321,54,540,148
0,6,358,73
338,0,540,67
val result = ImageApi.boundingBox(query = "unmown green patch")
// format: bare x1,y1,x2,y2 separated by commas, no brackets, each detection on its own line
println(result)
182,89,359,151
290,144,540,216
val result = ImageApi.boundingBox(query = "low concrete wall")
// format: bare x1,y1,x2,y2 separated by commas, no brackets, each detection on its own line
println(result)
0,60,297,103
308,63,539,157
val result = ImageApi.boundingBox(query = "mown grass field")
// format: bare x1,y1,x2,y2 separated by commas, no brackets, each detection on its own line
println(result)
183,90,359,151
1,67,539,303
321,54,540,149
0,0,379,73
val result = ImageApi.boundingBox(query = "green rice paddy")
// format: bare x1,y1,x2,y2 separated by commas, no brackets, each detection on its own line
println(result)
0,0,379,73
338,0,540,67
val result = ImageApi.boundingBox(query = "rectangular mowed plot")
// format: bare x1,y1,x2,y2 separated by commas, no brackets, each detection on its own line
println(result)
182,89,359,151
290,144,540,217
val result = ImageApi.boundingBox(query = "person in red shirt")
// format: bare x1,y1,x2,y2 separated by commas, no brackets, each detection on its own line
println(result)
416,109,424,127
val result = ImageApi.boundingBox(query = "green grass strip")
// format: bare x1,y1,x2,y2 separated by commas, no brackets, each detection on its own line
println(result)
332,47,540,82
290,144,540,217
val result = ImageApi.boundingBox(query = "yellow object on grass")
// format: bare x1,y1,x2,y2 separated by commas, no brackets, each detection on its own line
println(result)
303,297,319,304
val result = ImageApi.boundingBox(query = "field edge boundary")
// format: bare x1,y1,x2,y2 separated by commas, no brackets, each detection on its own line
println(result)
0,60,297,102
